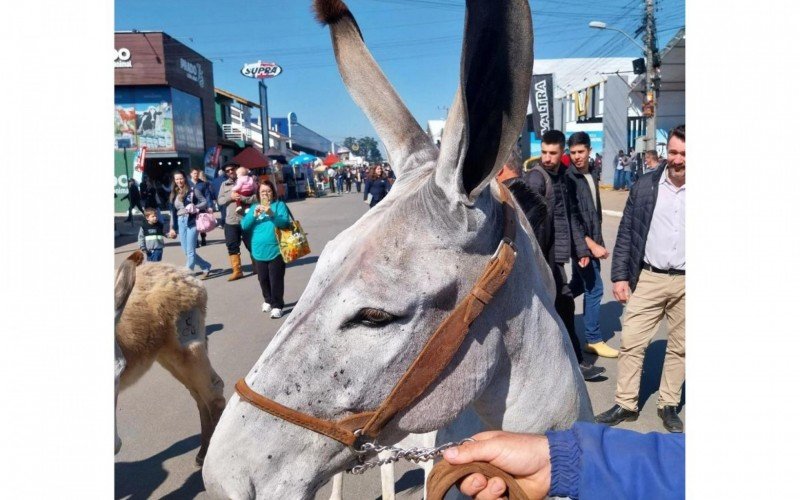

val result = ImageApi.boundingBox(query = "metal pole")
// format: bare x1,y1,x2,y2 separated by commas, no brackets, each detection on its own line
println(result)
122,146,130,181
644,0,656,150
259,80,270,153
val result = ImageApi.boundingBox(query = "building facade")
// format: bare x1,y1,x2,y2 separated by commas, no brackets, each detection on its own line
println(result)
114,31,217,212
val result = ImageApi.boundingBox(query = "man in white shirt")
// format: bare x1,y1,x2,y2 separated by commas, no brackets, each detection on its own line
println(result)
595,125,686,433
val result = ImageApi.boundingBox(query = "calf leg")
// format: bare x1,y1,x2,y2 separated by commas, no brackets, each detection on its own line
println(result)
157,341,225,466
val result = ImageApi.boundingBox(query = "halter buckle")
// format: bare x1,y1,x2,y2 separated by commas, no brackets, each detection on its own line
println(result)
491,237,517,261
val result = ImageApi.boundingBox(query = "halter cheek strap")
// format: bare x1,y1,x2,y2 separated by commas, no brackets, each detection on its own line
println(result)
235,183,518,447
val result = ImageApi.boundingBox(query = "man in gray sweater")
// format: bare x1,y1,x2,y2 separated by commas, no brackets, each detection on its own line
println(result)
217,163,258,281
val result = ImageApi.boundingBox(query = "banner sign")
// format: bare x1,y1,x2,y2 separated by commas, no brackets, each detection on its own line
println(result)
530,73,554,140
204,145,222,178
241,61,283,79
132,146,147,183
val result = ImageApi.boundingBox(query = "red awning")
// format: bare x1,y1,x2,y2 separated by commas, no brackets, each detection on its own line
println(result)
323,152,339,166
231,146,271,169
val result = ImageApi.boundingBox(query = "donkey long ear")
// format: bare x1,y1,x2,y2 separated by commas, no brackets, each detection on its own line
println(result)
114,254,140,313
435,0,533,203
313,0,437,177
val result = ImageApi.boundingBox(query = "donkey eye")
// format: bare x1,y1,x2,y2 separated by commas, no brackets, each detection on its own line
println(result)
347,308,395,328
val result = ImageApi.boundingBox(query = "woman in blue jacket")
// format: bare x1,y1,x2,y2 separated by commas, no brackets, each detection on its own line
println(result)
241,180,291,318
363,165,392,208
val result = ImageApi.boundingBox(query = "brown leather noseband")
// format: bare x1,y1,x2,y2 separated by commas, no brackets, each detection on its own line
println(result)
235,184,518,447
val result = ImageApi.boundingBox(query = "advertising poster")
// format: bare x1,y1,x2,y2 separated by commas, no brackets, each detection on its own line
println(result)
135,88,173,151
171,88,204,154
115,87,175,151
114,87,136,149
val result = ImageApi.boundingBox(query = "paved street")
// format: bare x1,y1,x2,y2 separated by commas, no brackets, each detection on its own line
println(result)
114,187,680,499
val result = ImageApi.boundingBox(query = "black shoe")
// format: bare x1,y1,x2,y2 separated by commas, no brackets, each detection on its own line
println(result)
657,406,684,433
580,362,605,381
595,404,639,426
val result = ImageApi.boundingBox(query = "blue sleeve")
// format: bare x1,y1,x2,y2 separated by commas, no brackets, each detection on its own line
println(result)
546,422,684,500
364,180,371,200
240,204,256,231
272,202,291,229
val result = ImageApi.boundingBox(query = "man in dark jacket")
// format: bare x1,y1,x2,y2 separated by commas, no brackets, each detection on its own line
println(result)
595,125,686,433
566,132,618,359
121,179,144,222
522,130,604,381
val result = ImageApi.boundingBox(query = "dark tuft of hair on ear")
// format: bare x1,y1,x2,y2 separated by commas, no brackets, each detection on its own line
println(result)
313,0,350,25
127,250,145,267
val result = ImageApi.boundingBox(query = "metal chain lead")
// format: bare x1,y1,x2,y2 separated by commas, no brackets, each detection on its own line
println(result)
347,438,474,475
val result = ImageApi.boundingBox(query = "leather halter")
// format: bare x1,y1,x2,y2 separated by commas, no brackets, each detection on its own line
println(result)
235,184,518,448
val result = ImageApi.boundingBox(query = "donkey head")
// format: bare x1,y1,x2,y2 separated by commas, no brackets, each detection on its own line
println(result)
203,1,534,497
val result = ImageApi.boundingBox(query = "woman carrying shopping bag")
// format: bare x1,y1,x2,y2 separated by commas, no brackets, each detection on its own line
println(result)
167,170,213,277
241,180,291,318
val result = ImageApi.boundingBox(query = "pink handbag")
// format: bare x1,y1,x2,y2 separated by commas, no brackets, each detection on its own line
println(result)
196,211,218,232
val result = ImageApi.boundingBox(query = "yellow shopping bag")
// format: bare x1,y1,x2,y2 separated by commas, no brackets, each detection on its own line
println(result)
275,209,311,263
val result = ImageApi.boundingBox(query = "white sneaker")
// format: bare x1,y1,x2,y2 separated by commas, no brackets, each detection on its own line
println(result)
270,308,282,319
261,302,271,313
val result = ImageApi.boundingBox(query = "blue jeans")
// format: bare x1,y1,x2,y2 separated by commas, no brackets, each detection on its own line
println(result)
613,169,625,190
178,215,211,271
146,248,163,262
570,258,604,344
624,171,633,189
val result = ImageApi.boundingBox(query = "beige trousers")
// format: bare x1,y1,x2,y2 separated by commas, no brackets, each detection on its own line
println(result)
615,269,685,411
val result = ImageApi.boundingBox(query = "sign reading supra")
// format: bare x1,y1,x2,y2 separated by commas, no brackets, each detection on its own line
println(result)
241,61,283,79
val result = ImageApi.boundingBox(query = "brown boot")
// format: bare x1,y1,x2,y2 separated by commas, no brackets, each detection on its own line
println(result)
227,254,243,281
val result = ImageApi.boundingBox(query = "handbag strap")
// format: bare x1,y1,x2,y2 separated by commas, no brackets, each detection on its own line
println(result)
283,202,296,222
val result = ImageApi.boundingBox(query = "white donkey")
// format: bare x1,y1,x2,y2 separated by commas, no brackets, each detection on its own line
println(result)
203,0,592,498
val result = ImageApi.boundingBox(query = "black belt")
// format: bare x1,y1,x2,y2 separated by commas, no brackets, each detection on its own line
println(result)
642,263,685,276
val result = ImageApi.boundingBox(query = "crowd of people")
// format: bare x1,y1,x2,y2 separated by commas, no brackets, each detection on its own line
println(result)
612,146,667,191
316,163,396,201
120,125,685,499
124,159,398,320
482,124,686,499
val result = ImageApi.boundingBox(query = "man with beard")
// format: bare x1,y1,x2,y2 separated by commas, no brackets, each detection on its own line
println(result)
595,125,686,433
217,162,258,280
523,130,605,381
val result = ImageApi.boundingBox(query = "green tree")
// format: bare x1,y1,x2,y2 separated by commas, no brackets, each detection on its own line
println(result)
343,137,359,151
357,136,383,163
342,136,383,162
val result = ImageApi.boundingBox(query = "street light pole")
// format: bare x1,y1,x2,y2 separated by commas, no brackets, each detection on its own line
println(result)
589,4,658,150
643,0,657,150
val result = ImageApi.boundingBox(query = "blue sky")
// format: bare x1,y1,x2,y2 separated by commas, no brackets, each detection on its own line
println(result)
115,0,684,152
